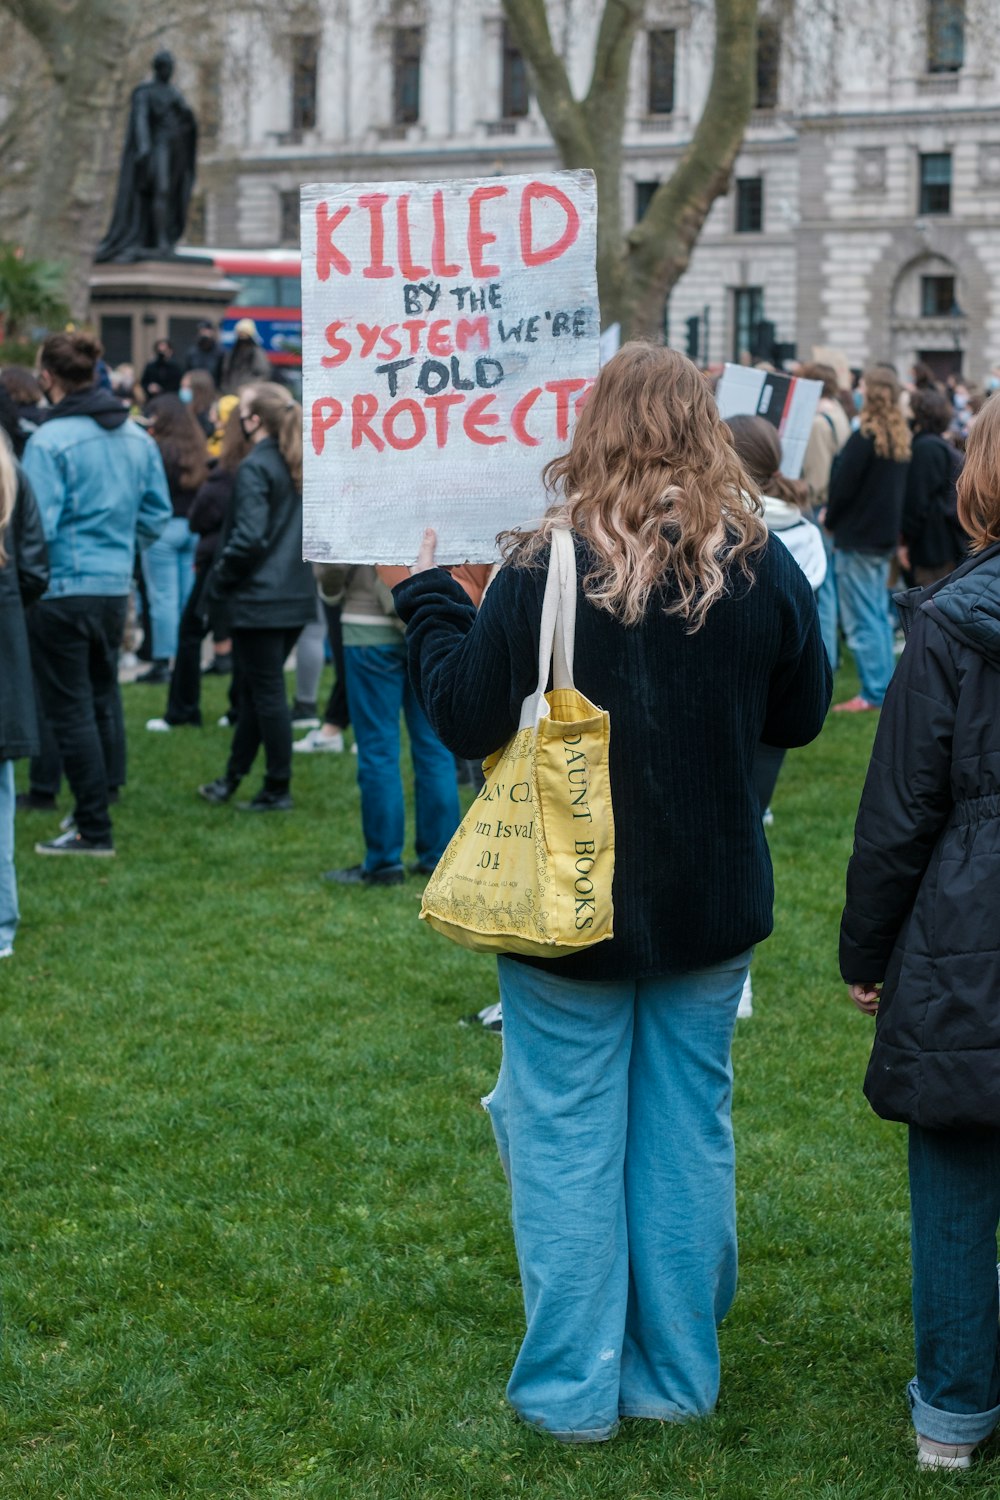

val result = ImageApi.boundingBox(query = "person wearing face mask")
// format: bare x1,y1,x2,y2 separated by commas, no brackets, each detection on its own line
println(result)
197,383,315,811
140,339,183,399
219,319,272,395
184,321,223,384
179,369,216,439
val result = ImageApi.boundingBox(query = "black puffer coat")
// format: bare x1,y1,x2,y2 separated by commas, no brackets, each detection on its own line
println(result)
0,463,49,759
840,542,1000,1127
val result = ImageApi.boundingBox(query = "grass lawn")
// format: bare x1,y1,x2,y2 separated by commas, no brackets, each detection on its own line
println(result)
0,667,989,1498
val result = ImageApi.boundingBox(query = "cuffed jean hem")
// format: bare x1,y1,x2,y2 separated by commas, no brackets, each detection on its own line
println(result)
619,1403,700,1422
516,1411,619,1444
908,1378,1000,1446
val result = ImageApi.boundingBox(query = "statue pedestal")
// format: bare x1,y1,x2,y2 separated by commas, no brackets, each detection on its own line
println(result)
88,258,238,374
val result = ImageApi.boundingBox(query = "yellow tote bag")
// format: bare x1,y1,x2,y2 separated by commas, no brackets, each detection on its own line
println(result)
421,527,615,958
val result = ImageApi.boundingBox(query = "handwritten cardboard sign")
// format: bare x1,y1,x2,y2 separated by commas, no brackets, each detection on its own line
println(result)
300,171,599,564
715,363,823,480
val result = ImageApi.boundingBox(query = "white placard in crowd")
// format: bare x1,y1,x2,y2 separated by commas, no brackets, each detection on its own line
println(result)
300,171,600,564
715,363,823,479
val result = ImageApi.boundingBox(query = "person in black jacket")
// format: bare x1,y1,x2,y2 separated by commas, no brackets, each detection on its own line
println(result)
900,388,967,587
197,382,316,811
140,339,183,398
394,345,831,1443
146,397,250,731
0,442,49,956
825,367,911,711
840,394,1000,1471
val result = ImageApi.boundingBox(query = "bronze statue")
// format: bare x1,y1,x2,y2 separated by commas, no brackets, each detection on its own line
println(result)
96,51,197,264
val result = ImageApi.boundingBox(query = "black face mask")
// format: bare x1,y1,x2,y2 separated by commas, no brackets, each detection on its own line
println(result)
197,334,214,349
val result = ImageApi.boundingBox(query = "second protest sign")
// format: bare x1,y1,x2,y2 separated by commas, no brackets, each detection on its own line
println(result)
300,169,599,564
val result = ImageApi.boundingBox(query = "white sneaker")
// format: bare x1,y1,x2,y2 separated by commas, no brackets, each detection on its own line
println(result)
737,972,753,1019
293,727,345,754
762,806,774,827
0,946,12,960
146,717,172,732
916,1435,976,1470
217,715,234,728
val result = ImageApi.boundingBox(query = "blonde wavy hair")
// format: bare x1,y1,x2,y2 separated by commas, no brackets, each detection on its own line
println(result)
957,394,1000,551
500,343,767,630
860,367,912,461
0,436,16,567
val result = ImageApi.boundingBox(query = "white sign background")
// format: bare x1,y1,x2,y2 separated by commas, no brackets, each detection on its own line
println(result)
715,364,823,480
300,171,599,564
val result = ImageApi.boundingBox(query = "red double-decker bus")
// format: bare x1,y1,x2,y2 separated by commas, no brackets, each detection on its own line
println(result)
187,248,303,396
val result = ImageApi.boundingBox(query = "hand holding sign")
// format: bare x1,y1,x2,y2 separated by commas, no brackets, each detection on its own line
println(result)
300,171,600,566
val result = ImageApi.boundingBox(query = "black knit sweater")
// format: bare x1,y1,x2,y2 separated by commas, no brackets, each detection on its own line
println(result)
393,534,831,982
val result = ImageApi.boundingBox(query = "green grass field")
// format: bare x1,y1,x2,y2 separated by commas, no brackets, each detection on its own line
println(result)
0,670,990,1497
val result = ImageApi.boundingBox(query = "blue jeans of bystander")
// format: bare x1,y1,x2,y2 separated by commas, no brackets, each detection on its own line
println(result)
908,1123,1000,1447
485,949,751,1441
141,516,197,660
834,549,896,705
0,761,18,949
343,642,460,874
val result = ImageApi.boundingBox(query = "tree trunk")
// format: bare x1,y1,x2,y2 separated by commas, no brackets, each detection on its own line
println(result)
1,0,135,319
502,0,759,342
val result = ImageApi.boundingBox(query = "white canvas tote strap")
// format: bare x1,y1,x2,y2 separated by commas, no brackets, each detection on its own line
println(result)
518,526,579,731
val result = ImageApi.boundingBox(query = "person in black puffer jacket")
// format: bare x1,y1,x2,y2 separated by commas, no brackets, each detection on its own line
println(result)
197,382,316,811
0,442,49,956
900,388,967,587
146,398,250,731
841,394,1000,1472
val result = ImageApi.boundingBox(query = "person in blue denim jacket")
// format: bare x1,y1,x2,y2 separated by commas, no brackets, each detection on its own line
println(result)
22,331,171,856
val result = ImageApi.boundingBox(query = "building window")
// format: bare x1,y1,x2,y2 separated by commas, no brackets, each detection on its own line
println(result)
927,0,965,73
733,286,763,360
635,180,659,222
198,62,221,144
280,190,300,247
291,34,318,133
921,274,956,316
647,30,676,115
919,152,952,214
501,22,529,118
393,26,422,125
735,177,763,232
755,18,780,109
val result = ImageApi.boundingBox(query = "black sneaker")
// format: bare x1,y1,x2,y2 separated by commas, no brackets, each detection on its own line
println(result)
408,860,438,877
290,700,320,729
135,660,171,685
459,1002,503,1033
15,792,58,812
323,863,405,887
35,829,115,858
236,789,294,812
198,777,238,805
202,653,232,676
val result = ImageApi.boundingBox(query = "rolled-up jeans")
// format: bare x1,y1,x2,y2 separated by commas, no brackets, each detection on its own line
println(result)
908,1123,1000,1446
486,948,751,1441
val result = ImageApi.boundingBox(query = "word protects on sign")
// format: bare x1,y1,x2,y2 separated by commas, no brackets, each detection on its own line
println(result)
300,171,600,565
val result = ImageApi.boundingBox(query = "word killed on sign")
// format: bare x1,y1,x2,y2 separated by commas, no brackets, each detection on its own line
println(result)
300,171,600,565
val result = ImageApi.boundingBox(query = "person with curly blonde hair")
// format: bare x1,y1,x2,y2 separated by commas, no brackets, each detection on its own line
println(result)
392,343,831,1443
825,366,912,710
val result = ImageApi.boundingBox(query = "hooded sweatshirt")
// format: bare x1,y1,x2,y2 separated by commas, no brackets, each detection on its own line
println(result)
22,385,172,597
761,495,827,592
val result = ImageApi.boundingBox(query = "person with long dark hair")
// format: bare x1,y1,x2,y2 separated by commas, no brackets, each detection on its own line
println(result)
197,383,315,811
393,345,830,1442
900,388,967,587
841,393,1000,1471
145,398,250,731
138,393,209,684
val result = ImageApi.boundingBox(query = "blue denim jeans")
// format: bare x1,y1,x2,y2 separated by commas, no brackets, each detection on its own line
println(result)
908,1124,1000,1446
486,949,751,1441
141,515,197,660
343,642,460,874
815,527,839,671
833,549,896,705
0,762,16,950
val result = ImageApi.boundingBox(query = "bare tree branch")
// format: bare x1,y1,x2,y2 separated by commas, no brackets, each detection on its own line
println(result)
501,0,592,165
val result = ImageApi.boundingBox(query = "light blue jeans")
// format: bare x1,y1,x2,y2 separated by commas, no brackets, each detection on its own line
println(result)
0,761,17,951
815,526,839,671
487,949,751,1442
141,515,197,660
834,549,896,706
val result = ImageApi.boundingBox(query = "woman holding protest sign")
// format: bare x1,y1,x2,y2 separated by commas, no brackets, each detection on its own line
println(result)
392,344,830,1443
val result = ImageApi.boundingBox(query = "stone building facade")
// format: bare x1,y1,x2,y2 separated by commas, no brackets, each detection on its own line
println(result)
193,0,1000,380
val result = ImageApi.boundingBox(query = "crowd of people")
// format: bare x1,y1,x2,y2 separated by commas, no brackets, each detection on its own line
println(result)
1,326,999,1472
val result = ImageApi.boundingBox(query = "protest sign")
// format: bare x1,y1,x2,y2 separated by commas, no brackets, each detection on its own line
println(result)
715,363,823,479
300,171,600,564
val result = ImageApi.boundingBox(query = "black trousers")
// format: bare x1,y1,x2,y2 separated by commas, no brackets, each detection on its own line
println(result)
752,742,787,814
227,626,302,791
320,601,350,729
27,596,128,842
165,565,209,725
28,672,63,798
